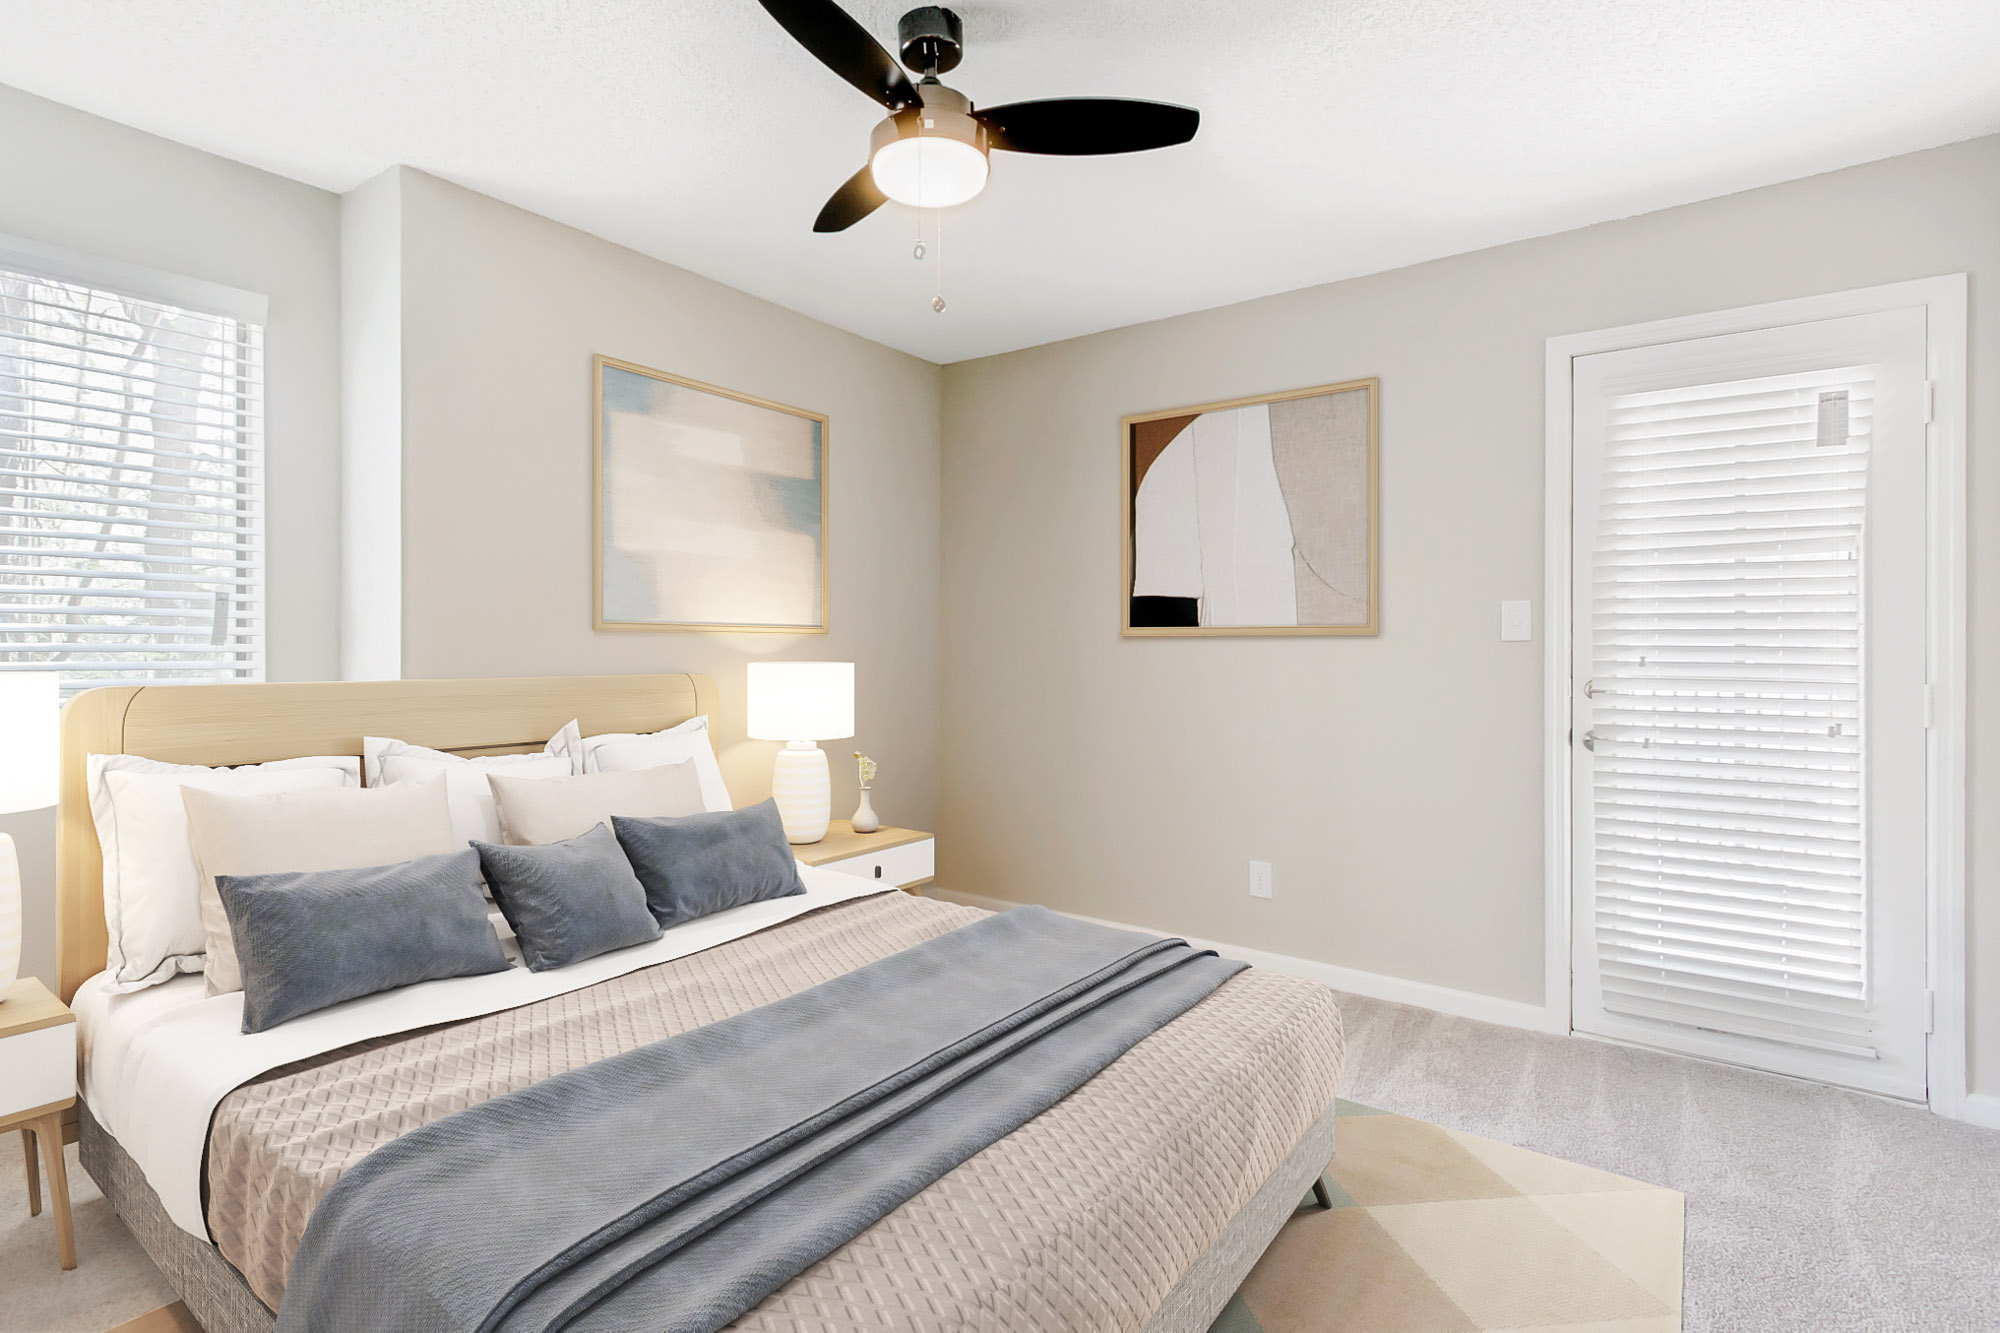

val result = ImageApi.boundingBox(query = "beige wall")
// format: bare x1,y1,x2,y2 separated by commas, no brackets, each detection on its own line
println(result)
0,85,343,991
386,170,944,827
0,81,1986,1103
939,136,1999,1089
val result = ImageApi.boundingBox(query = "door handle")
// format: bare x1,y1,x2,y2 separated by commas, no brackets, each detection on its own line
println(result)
1581,728,1596,752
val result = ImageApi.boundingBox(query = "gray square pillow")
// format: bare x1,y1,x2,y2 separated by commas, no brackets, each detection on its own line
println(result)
217,849,510,1033
611,799,806,929
470,824,662,971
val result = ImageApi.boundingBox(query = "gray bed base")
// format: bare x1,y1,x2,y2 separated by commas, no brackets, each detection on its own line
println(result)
79,1103,277,1333
1140,1099,1340,1333
80,1097,1338,1333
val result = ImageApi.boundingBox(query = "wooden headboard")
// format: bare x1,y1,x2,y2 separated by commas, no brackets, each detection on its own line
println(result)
56,672,718,1003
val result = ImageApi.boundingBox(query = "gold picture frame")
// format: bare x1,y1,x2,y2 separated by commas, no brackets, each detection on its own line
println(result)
1122,377,1378,637
593,354,829,634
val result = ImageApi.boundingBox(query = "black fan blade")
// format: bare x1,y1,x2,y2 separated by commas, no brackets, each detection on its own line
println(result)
755,0,918,110
814,165,888,232
975,98,1199,155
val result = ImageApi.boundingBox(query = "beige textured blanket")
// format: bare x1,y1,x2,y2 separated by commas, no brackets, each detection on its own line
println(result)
206,893,1343,1329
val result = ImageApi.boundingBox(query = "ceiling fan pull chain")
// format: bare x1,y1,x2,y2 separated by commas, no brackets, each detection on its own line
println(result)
913,208,926,261
932,209,946,313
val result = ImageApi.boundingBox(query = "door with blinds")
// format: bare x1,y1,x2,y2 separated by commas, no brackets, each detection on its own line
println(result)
1570,308,1929,1100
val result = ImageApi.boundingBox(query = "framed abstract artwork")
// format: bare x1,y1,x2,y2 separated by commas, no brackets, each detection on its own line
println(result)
594,355,828,633
1122,377,1378,636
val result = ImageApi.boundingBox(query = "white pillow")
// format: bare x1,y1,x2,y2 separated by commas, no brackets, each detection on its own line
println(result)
364,736,574,845
486,762,706,846
183,774,458,996
545,716,731,812
87,753,361,994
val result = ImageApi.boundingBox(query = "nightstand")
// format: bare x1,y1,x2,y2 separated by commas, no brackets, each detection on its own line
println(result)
2,975,77,1269
794,820,935,893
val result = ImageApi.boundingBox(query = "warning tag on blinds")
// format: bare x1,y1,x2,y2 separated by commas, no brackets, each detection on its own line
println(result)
1816,389,1851,447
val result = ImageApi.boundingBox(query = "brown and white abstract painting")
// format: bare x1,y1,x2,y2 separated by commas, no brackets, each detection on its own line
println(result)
1123,378,1377,636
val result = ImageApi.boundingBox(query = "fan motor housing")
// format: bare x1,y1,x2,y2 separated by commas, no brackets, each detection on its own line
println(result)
897,6,964,75
870,81,985,159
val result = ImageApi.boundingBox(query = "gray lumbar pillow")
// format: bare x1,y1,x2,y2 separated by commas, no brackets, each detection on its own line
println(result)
470,823,662,972
611,799,806,929
217,849,510,1034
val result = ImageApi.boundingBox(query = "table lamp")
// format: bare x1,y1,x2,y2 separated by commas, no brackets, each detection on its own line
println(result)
0,673,60,992
747,662,854,844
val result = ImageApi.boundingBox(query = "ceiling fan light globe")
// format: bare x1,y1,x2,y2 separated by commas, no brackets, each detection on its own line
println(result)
870,135,988,209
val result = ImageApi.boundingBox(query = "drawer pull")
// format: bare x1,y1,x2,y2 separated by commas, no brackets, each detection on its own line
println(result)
874,866,883,879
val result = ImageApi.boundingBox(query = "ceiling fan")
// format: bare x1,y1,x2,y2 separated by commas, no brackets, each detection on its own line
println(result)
754,1,1201,234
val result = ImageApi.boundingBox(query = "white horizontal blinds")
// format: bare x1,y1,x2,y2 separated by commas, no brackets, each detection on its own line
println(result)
1588,364,1877,1058
0,264,264,693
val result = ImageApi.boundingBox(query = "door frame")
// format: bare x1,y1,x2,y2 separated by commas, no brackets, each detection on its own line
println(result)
1542,275,1970,1120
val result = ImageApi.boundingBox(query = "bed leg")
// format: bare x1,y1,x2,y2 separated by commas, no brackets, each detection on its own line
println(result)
1310,1174,1334,1210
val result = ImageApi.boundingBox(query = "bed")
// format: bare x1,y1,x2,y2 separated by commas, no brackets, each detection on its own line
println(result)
56,672,1344,1332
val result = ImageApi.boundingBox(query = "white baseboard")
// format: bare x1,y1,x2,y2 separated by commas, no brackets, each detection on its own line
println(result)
931,889,1566,1035
1955,1091,2000,1132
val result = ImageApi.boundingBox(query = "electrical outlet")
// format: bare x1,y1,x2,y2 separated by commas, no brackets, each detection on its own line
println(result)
1249,860,1273,900
1500,599,1533,642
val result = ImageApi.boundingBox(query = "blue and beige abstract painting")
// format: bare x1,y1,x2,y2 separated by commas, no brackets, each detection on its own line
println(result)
597,359,826,631
1127,380,1375,634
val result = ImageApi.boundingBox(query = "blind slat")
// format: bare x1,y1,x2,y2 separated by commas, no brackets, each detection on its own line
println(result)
0,418,265,456
0,310,269,364
0,452,264,488
0,528,259,558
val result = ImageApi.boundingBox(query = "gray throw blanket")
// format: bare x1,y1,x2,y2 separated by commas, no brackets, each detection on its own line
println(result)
278,905,1246,1333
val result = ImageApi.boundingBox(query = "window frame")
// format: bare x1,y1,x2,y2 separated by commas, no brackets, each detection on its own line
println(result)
0,232,270,694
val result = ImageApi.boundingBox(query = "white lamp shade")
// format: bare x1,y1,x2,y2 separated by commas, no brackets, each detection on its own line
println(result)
870,135,989,209
0,672,59,814
747,662,854,742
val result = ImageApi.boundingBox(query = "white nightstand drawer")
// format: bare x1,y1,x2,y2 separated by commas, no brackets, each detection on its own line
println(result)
0,1022,76,1118
819,837,935,889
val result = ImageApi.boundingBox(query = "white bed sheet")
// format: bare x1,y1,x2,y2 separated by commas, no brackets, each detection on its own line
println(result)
73,864,894,1240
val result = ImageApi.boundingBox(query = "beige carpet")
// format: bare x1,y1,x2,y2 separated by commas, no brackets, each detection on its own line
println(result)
1335,992,2000,1331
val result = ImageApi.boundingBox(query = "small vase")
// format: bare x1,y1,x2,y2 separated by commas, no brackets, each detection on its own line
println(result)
851,787,881,833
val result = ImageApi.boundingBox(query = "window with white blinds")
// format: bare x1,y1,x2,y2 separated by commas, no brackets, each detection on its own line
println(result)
0,263,264,693
1586,365,1875,1057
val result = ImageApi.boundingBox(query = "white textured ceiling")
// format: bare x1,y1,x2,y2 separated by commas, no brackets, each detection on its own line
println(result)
2,1,1997,363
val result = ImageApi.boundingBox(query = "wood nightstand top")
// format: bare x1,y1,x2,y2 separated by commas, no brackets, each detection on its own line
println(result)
793,819,933,867
0,977,73,1041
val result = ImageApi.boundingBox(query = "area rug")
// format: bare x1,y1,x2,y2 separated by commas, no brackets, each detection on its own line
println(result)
1213,1100,1684,1333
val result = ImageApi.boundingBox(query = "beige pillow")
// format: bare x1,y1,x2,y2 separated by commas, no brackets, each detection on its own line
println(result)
487,762,704,847
184,775,457,996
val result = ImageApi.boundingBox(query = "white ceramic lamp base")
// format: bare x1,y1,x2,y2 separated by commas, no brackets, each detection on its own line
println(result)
771,741,831,844
0,832,20,990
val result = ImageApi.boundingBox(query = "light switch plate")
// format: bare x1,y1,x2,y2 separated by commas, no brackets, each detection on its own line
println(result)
1500,600,1533,642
